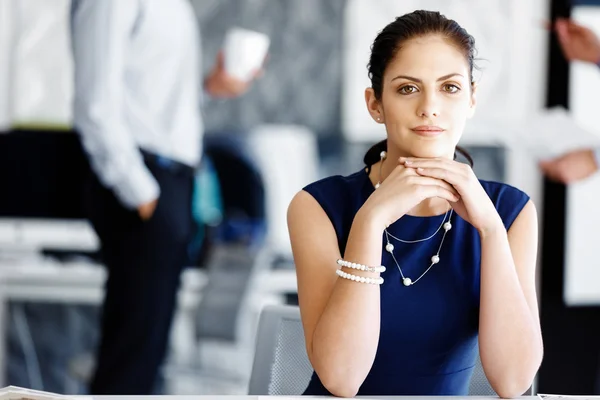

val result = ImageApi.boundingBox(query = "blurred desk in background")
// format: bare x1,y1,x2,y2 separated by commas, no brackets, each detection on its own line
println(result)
0,258,297,387
0,262,296,304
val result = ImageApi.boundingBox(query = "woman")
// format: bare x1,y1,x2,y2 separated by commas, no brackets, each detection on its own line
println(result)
287,10,543,398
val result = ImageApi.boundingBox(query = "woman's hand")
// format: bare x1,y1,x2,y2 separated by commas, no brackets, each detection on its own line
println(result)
402,157,503,236
362,163,460,230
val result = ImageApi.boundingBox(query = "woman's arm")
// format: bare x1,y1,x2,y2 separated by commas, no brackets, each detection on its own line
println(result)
403,158,544,398
478,200,543,398
287,191,383,397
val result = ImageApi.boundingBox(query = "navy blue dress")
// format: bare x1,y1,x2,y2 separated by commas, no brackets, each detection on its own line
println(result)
302,168,530,396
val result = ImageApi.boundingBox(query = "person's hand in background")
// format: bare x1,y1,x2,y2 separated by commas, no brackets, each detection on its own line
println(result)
204,51,264,98
539,148,599,184
138,198,158,220
552,18,600,64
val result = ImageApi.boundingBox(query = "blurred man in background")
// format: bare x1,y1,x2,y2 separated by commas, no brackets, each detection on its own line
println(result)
540,18,600,184
70,0,261,394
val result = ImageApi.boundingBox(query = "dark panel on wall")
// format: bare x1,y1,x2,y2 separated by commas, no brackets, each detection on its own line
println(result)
0,130,90,219
192,0,347,137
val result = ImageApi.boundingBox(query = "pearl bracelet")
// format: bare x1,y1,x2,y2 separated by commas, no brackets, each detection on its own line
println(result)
336,259,386,273
336,269,384,285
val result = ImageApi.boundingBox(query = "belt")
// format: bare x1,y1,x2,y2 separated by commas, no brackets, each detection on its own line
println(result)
141,150,196,177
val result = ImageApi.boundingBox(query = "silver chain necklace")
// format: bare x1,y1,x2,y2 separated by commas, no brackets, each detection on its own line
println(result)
375,151,454,287
385,210,449,243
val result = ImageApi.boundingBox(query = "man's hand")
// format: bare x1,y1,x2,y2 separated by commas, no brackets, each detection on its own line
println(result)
204,51,264,98
138,198,158,220
553,18,600,64
539,149,599,184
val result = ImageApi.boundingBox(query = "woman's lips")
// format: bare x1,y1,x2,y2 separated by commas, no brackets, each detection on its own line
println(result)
411,125,445,137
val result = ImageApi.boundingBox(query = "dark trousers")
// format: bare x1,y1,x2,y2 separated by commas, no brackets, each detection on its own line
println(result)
85,154,194,394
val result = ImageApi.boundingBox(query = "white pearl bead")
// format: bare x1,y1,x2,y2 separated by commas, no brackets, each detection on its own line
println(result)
375,182,381,189
431,255,440,264
385,243,394,253
443,222,452,231
380,266,386,272
360,277,366,283
403,277,412,286
380,151,387,159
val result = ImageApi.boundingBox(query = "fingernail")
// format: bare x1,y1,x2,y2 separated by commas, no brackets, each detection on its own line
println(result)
404,160,412,165
417,167,423,171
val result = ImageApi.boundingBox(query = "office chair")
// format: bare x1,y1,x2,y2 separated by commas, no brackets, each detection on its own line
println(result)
248,304,534,396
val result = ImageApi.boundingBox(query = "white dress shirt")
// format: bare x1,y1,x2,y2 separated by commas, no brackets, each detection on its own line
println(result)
71,0,203,209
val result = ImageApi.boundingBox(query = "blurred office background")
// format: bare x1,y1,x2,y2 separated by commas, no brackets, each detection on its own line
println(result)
0,0,600,395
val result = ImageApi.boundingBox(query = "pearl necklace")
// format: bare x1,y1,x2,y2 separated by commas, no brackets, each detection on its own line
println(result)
375,151,453,287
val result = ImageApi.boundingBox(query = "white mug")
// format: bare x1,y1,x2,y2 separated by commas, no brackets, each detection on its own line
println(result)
223,27,270,81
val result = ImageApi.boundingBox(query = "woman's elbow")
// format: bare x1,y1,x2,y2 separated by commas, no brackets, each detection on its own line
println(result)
490,343,543,398
314,365,362,398
320,375,361,398
310,352,365,397
495,379,533,399
492,366,539,399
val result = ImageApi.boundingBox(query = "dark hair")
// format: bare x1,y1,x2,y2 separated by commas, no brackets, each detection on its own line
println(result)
364,10,476,169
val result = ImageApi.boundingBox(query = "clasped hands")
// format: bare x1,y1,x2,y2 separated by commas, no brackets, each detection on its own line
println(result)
394,156,502,236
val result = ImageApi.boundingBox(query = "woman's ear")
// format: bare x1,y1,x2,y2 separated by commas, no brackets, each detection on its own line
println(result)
467,82,477,119
365,87,384,123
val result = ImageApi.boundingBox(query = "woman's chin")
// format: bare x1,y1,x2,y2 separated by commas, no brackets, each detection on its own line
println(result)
408,149,451,159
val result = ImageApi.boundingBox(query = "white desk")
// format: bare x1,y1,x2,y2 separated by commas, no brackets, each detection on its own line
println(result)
0,260,297,387
0,262,297,304
86,396,539,400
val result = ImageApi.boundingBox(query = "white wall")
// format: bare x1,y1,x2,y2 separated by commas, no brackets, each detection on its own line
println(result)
0,0,14,130
564,6,600,306
6,0,73,128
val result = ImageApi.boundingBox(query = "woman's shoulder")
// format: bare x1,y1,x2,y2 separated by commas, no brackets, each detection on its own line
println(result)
478,179,530,203
478,179,531,230
303,169,367,197
299,169,368,227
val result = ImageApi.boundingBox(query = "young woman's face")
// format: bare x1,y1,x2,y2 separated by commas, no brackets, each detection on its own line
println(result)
370,35,476,159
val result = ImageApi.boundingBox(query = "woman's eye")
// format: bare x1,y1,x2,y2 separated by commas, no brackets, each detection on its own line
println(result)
398,85,417,94
443,84,460,93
